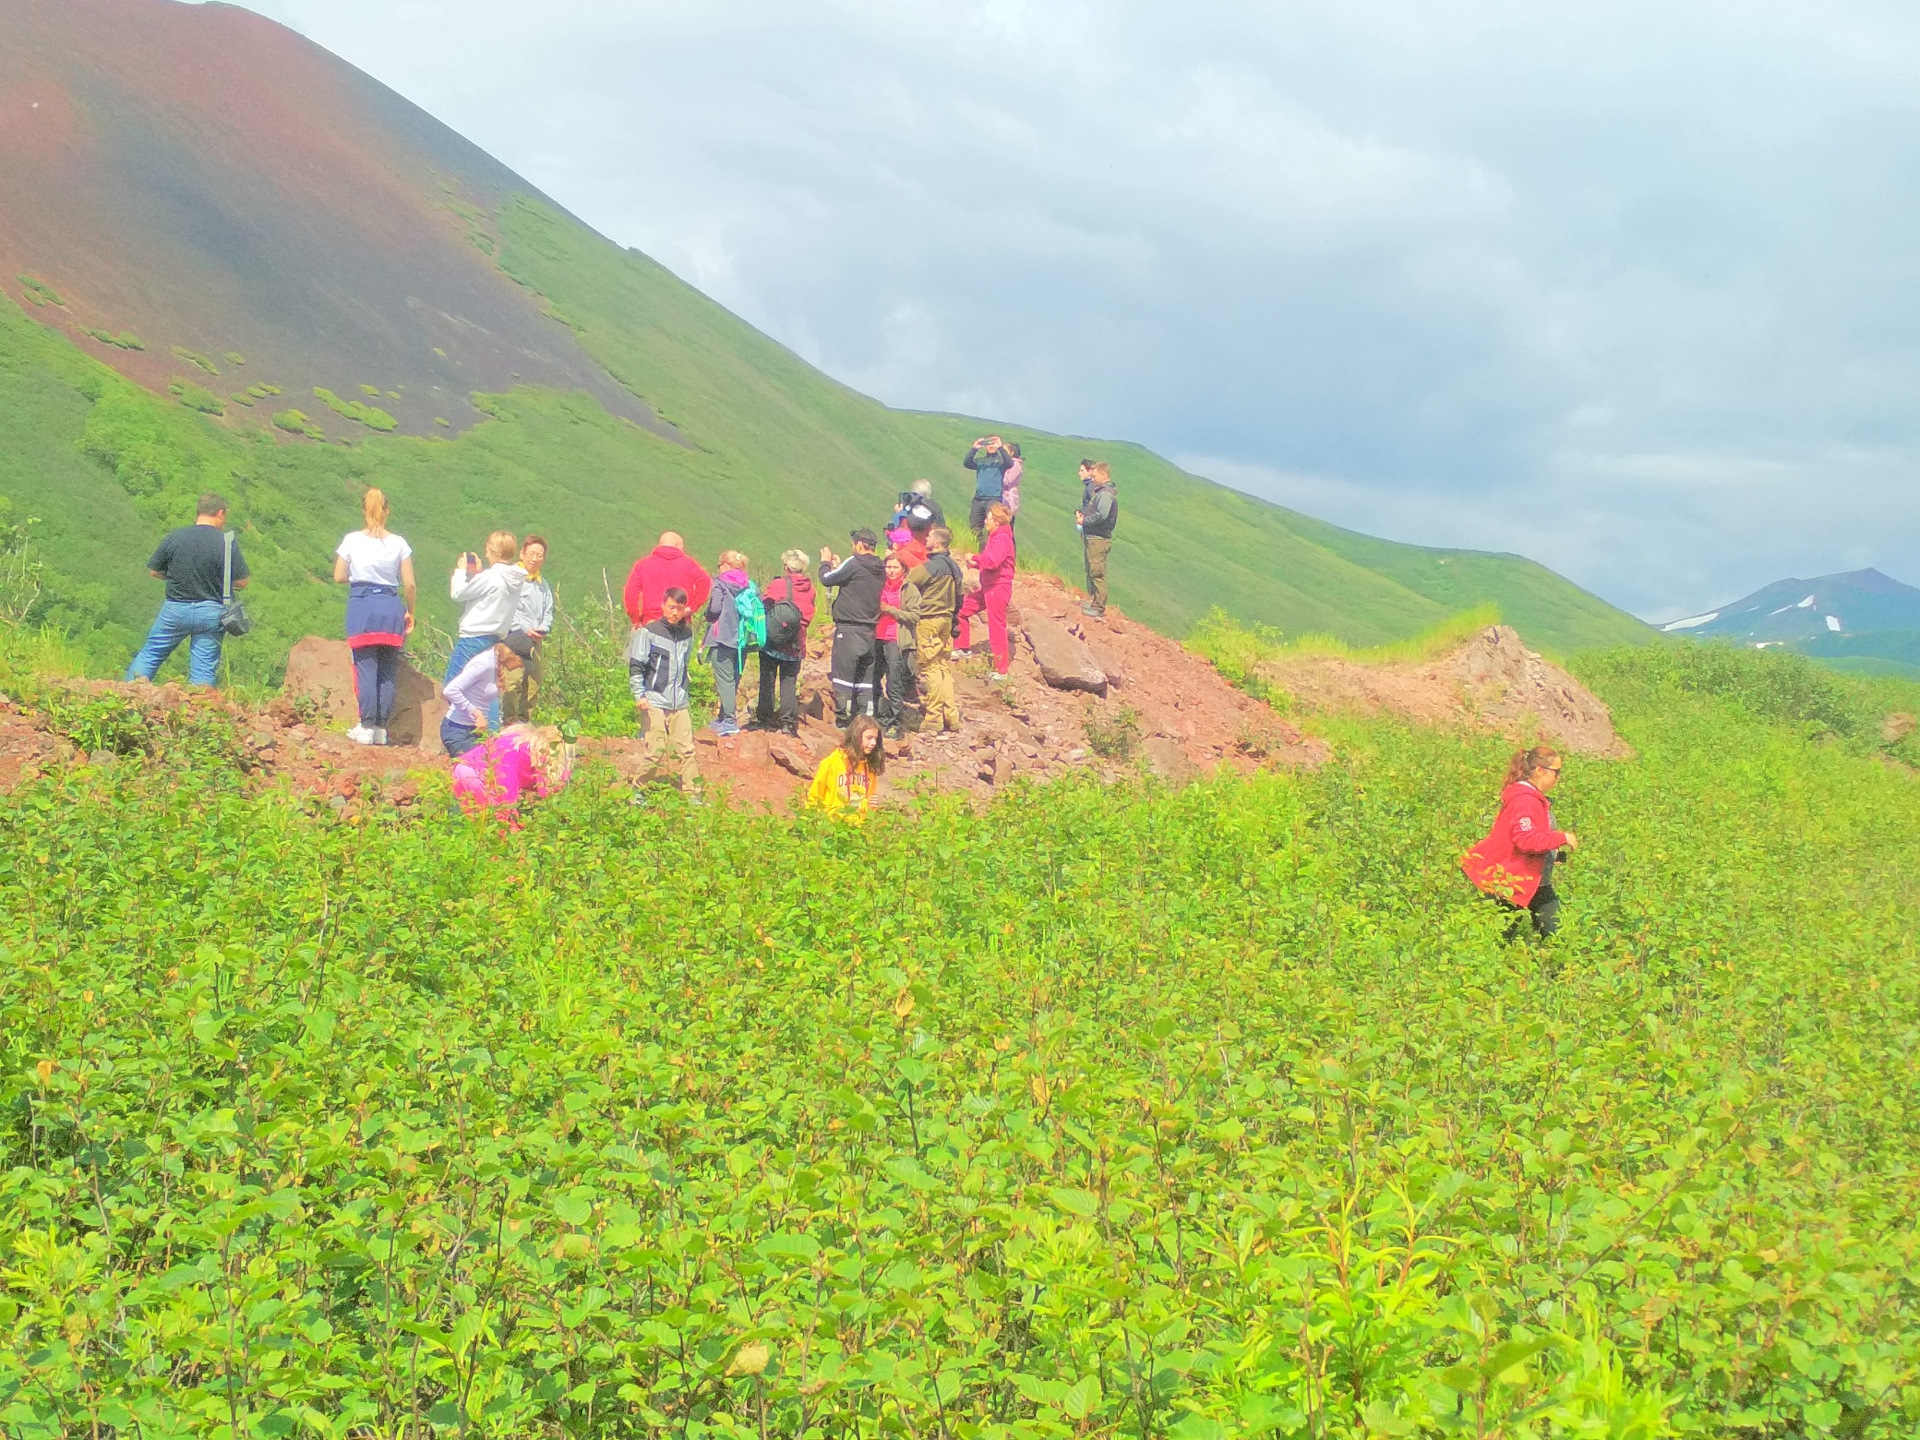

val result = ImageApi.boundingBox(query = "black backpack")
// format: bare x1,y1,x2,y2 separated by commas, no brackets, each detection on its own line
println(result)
765,579,806,654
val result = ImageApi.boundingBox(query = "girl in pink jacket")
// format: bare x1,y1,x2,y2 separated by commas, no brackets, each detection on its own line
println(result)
452,724,574,825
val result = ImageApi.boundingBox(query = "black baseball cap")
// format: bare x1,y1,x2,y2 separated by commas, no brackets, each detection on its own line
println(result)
850,527,879,547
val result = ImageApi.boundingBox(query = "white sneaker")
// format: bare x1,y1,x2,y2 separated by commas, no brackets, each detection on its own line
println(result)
372,728,388,746
346,725,376,745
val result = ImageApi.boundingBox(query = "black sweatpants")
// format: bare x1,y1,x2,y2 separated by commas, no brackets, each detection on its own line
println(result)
830,624,879,720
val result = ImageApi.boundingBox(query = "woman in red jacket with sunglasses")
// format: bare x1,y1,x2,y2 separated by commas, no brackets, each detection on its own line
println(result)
1462,745,1579,939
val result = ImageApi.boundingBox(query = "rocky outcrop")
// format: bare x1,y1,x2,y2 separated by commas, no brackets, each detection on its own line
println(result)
1022,614,1108,694
1257,624,1630,758
282,637,445,748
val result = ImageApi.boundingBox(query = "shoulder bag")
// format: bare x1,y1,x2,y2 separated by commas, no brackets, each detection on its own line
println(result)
220,531,252,638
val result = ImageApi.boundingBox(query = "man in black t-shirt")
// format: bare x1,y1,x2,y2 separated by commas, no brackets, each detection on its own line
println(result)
125,492,249,687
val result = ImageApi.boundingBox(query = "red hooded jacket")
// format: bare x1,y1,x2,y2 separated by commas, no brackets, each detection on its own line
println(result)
623,545,713,626
1461,780,1568,906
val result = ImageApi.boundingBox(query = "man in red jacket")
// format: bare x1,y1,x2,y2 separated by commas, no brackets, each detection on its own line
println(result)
623,532,712,627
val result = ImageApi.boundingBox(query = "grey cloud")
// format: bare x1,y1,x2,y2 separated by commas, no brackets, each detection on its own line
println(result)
220,0,1920,618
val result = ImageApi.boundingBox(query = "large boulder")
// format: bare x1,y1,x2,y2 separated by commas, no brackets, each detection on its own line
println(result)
1022,615,1108,694
281,637,446,749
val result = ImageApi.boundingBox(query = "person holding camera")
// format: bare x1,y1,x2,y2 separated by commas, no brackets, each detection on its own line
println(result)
962,436,1015,542
447,532,526,682
890,479,944,535
126,492,249,687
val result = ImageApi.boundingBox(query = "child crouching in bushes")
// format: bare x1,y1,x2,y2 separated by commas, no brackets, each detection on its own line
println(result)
452,723,574,824
806,714,884,819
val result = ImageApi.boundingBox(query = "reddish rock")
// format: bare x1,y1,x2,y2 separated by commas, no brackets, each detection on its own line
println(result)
1143,735,1200,785
281,636,444,747
1022,615,1108,695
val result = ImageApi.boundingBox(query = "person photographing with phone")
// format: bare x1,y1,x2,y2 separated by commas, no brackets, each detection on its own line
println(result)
447,532,526,682
962,435,1015,544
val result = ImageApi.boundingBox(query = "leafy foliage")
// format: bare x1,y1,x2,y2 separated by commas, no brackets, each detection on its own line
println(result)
311,387,399,433
0,646,1915,1437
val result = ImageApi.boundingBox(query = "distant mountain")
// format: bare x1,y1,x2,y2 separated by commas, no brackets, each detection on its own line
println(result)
1661,568,1920,672
0,0,1652,679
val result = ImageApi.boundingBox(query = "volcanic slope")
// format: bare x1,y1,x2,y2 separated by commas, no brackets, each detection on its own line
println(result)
0,0,1650,681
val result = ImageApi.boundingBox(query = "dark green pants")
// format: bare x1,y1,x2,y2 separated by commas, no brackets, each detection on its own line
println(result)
1083,536,1112,610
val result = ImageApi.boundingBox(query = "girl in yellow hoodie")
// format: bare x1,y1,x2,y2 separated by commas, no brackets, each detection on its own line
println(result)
807,715,884,818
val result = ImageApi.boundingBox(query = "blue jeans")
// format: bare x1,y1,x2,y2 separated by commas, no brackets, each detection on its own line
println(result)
126,600,225,686
446,633,500,683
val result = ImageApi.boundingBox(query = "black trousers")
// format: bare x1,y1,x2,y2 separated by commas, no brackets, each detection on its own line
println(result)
755,653,802,731
830,624,879,720
1488,852,1561,940
878,637,918,727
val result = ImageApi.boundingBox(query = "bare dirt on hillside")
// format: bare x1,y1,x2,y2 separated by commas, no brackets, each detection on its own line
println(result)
1257,623,1634,758
0,0,678,442
0,573,1326,810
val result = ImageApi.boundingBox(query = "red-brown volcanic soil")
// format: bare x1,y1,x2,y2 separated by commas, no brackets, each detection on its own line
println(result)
0,0,678,441
0,575,1326,812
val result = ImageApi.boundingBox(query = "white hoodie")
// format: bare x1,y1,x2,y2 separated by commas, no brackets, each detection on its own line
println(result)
450,562,527,637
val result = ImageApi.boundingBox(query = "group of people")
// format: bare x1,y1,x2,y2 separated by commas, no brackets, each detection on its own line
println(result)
613,438,1124,814
123,474,1583,924
122,445,1127,822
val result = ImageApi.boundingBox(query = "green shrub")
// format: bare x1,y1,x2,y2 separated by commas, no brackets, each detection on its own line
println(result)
1083,701,1141,759
228,391,255,408
80,327,144,351
271,408,325,440
224,352,246,365
166,378,225,416
312,387,398,432
17,275,63,307
170,345,220,376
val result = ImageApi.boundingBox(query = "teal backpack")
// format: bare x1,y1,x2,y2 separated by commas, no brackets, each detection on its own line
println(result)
733,583,767,654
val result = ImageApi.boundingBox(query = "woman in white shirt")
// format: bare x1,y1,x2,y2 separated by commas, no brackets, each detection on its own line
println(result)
333,489,416,745
446,531,526,684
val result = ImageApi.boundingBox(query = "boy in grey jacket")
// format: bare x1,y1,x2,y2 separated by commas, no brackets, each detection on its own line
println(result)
627,587,699,792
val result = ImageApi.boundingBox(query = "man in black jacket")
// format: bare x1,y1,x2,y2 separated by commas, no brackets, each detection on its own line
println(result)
1076,460,1119,617
819,528,886,724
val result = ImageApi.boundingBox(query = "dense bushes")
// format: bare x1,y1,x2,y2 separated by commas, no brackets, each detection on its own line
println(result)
0,647,1916,1437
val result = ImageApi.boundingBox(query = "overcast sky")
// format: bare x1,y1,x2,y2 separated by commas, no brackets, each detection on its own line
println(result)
219,0,1920,619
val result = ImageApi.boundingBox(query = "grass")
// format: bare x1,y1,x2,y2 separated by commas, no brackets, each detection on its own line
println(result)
0,640,1915,1437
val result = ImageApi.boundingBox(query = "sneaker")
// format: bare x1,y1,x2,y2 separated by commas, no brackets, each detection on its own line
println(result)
1080,604,1105,617
714,720,741,737
372,727,388,746
986,671,1008,684
346,725,376,745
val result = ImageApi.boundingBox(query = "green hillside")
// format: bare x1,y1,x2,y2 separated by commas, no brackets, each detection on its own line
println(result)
0,193,1648,685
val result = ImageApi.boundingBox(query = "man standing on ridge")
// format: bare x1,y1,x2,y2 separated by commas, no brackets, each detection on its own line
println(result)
126,491,248,687
819,528,886,725
963,435,1014,543
1076,460,1118,617
908,526,964,734
623,531,711,627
